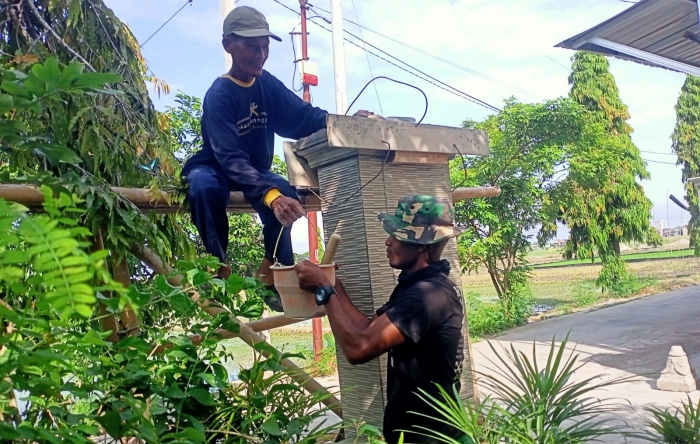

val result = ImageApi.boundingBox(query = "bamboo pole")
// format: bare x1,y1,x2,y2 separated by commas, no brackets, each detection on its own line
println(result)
149,315,307,356
91,230,120,344
0,184,322,214
452,186,501,201
112,256,140,338
0,184,498,215
131,244,343,418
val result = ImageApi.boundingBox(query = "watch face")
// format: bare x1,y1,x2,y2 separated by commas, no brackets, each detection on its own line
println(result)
315,287,326,305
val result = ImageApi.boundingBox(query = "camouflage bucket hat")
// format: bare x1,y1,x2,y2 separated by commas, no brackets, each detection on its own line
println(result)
378,195,463,245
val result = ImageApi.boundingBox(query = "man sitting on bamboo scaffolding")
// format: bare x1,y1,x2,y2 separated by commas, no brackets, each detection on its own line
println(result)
181,6,369,311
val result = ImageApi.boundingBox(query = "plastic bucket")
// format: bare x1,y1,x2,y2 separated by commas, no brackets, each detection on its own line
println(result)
270,263,335,319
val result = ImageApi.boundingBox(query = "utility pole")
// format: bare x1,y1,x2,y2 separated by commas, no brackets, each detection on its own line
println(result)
220,0,236,71
330,0,348,114
298,0,323,362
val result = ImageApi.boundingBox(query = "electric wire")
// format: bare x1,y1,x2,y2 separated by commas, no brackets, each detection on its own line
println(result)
272,0,677,169
290,26,303,92
269,0,499,112
307,9,500,112
338,141,392,206
313,0,671,153
349,0,384,115
345,76,428,125
311,4,548,100
140,0,193,47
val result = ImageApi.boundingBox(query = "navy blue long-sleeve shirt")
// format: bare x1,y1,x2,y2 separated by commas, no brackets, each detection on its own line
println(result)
181,70,328,207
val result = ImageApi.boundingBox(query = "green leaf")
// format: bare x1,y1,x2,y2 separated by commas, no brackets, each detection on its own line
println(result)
82,330,109,346
32,57,60,92
96,409,122,438
73,72,123,89
262,416,283,436
31,144,82,165
58,63,86,89
196,372,219,387
1,81,32,100
24,74,46,97
189,387,215,406
164,383,186,399
0,94,13,112
226,274,246,294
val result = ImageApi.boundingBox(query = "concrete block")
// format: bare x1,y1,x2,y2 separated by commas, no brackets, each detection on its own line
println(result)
656,345,698,392
293,116,488,434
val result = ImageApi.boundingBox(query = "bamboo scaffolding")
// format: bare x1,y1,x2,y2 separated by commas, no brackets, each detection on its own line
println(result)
91,230,120,344
0,184,500,214
0,184,322,213
130,244,343,418
112,256,140,338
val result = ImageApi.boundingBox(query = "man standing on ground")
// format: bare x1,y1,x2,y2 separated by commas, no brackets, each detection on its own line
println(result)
295,195,467,443
181,6,368,311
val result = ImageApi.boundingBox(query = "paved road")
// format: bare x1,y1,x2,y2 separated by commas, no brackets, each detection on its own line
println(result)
471,285,700,443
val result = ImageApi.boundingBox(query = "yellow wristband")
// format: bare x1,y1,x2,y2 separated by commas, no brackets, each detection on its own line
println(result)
264,188,283,208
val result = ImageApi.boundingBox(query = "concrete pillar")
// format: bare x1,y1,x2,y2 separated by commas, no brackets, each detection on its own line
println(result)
294,115,488,430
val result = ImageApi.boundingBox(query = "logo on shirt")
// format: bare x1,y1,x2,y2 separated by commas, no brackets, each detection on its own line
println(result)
237,102,268,137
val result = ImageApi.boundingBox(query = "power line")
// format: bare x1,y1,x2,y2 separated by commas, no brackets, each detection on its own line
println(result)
349,0,383,115
644,158,677,165
270,0,499,112
640,150,675,156
312,4,546,101
305,7,500,112
140,0,193,47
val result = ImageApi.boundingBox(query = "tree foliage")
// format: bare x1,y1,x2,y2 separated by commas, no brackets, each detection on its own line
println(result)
0,4,335,442
451,98,593,318
547,52,660,289
672,74,700,255
1,0,189,263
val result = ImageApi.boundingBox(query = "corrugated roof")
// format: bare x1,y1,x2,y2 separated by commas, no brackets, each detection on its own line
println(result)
556,0,700,76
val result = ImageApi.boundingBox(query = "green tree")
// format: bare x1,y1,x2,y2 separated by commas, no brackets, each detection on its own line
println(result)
551,52,660,289
671,75,700,254
0,0,188,262
452,98,592,319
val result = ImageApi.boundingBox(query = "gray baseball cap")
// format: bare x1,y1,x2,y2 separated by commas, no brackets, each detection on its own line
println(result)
222,6,281,42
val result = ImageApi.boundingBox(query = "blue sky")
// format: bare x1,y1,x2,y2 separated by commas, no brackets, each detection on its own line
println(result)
104,0,691,251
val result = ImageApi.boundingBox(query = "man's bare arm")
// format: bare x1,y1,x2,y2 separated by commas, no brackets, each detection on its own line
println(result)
326,279,404,365
294,261,404,365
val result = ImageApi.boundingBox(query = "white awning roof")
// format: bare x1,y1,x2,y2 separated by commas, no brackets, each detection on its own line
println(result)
556,0,700,77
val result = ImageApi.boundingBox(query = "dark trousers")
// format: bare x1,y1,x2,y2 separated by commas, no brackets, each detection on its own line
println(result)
185,164,298,266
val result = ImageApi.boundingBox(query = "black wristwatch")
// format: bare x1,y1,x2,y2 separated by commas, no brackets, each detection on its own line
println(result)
315,285,336,306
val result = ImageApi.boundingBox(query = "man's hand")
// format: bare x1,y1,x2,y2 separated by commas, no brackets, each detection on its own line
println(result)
353,110,374,118
270,196,305,227
295,260,333,292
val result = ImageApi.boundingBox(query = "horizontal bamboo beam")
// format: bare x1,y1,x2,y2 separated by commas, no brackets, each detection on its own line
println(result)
0,184,322,214
452,186,501,200
0,184,500,214
131,244,342,418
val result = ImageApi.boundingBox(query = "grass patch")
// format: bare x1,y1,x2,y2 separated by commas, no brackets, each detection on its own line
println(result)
219,330,337,380
533,248,695,268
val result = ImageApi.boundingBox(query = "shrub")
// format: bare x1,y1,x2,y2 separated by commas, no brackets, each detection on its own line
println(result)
415,334,632,443
466,293,531,338
645,396,700,443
